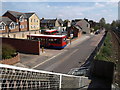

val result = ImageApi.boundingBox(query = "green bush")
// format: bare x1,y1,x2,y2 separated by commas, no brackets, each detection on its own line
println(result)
95,32,112,61
2,44,16,59
101,47,111,57
41,27,46,29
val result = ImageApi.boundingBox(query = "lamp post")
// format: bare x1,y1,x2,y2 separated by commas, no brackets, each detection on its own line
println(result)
8,25,10,38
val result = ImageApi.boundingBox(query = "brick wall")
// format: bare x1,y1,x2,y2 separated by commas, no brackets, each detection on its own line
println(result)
1,37,40,55
0,53,20,65
19,20,28,32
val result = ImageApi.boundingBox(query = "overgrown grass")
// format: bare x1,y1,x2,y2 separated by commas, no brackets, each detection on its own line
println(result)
95,32,113,62
2,44,16,59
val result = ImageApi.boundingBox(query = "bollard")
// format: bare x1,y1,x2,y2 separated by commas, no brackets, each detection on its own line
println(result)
69,37,71,44
42,47,44,53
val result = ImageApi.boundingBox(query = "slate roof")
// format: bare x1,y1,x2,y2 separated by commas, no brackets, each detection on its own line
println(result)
41,19,57,24
25,13,35,18
58,19,63,24
0,16,13,25
6,10,27,19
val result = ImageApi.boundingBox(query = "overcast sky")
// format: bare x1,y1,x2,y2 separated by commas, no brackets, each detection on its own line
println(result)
1,1,119,23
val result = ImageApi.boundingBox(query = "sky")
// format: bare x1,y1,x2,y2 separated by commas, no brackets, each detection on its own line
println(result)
1,1,119,23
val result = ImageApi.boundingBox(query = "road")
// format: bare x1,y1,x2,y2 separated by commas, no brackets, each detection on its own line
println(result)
33,32,105,74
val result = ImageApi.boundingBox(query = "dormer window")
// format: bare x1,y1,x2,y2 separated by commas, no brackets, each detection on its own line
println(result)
19,15,24,22
0,22,6,30
9,22,15,29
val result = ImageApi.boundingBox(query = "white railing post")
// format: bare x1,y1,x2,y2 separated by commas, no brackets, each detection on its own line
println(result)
59,75,62,89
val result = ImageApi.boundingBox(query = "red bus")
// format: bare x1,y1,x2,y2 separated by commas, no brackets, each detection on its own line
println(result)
41,29,58,35
27,34,67,49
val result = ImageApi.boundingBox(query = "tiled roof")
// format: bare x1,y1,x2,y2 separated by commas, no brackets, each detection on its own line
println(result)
0,16,13,25
25,13,35,18
58,19,63,24
41,19,57,24
7,10,27,18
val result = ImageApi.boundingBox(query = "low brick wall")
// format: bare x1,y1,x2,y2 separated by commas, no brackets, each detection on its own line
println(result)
1,37,40,55
0,54,20,65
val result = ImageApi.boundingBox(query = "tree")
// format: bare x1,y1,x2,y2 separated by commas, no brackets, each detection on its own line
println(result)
94,25,100,31
111,20,117,30
104,23,111,31
99,18,106,28
116,20,120,29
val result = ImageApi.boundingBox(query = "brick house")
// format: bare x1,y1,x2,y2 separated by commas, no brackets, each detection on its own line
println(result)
3,10,28,32
72,19,90,34
67,25,82,38
58,19,64,27
75,19,90,34
25,13,40,31
40,18,60,28
0,16,18,33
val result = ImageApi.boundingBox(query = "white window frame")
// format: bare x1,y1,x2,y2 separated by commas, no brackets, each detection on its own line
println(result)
20,25,22,29
19,15,24,22
9,22,15,30
0,22,6,31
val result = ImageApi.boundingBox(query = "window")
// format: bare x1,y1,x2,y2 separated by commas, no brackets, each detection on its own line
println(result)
87,24,89,27
9,22,15,29
34,19,35,22
20,25,24,29
0,22,6,30
20,25,22,29
19,15,24,22
31,19,32,22
63,38,66,42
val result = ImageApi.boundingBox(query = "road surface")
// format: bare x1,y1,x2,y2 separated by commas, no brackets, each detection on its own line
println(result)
33,32,105,74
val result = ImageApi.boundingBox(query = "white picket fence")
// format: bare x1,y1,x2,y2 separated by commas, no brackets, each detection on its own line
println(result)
0,64,90,89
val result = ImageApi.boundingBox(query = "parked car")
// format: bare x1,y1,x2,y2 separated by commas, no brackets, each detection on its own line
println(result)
68,67,89,76
95,30,100,35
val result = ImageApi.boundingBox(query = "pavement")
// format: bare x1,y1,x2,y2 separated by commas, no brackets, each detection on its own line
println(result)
14,32,105,74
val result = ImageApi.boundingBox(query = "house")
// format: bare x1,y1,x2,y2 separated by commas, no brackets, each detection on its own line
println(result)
40,18,60,29
63,20,71,27
25,13,40,31
0,16,18,33
67,23,82,38
75,19,90,34
58,19,64,27
71,19,82,26
3,10,28,32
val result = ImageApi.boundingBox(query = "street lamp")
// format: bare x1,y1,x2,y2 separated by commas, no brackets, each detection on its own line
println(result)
8,25,10,38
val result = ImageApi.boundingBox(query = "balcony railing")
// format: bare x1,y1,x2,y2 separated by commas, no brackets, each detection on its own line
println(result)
0,64,89,89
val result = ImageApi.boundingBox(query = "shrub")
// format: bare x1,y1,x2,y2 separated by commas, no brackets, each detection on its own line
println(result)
95,32,112,61
101,47,111,57
2,44,16,59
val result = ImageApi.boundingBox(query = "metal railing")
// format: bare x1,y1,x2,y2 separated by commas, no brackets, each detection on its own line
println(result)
0,64,90,89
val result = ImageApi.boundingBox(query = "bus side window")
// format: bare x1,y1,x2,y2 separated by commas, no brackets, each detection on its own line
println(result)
39,38,41,41
31,37,34,40
63,38,66,42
